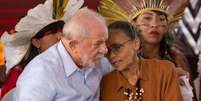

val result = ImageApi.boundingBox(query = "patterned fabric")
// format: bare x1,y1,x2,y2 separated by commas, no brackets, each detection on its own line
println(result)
175,1,201,100
176,0,201,55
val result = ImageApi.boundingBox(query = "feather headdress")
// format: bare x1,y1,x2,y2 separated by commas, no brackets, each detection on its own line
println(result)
98,0,189,23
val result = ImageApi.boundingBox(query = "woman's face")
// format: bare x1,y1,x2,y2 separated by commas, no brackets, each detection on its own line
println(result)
106,31,140,71
133,11,168,45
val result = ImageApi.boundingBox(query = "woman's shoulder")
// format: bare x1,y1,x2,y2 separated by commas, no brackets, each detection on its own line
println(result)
143,59,175,67
142,59,176,73
101,70,119,93
102,70,119,82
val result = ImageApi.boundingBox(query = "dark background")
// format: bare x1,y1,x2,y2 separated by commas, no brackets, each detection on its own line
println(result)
0,0,100,34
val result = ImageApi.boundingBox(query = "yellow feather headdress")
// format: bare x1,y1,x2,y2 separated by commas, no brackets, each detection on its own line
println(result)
98,0,189,24
53,0,69,19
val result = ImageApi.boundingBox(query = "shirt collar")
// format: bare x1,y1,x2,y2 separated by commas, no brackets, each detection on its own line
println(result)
115,71,132,92
116,59,149,91
57,41,78,77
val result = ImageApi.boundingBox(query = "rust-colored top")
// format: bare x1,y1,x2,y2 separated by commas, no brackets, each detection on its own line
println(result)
100,59,183,101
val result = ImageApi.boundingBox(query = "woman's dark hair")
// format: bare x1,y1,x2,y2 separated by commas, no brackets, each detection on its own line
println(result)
108,21,139,40
16,20,65,68
108,21,142,57
33,20,65,39
159,32,176,63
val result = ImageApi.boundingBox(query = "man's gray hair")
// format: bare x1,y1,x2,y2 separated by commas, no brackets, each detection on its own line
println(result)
62,7,107,40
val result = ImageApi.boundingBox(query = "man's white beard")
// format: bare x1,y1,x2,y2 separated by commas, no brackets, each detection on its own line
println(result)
81,53,96,68
79,50,104,68
81,54,104,68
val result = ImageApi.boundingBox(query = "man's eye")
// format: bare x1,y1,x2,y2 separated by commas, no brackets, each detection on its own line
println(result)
93,43,101,48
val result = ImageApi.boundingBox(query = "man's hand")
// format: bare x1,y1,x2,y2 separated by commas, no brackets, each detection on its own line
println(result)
175,67,189,86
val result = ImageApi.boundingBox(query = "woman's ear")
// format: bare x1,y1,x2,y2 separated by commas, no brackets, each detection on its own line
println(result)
132,38,140,51
131,21,137,27
56,32,62,41
31,38,41,49
69,40,79,51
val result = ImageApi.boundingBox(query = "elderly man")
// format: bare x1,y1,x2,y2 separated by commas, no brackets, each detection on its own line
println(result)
13,8,112,101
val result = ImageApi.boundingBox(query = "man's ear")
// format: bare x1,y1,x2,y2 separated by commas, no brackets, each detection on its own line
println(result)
69,40,79,50
31,38,41,49
132,38,140,51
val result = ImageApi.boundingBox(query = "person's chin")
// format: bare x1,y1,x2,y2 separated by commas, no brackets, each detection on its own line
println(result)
114,64,125,71
116,67,124,71
87,60,98,68
147,39,161,45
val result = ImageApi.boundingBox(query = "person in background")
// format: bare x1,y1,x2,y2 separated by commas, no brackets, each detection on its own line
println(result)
0,0,84,100
0,21,64,101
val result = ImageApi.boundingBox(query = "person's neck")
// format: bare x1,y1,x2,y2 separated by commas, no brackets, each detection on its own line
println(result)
142,43,161,59
121,58,140,86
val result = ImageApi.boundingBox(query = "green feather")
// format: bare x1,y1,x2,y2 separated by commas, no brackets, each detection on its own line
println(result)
155,0,161,7
53,0,69,19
